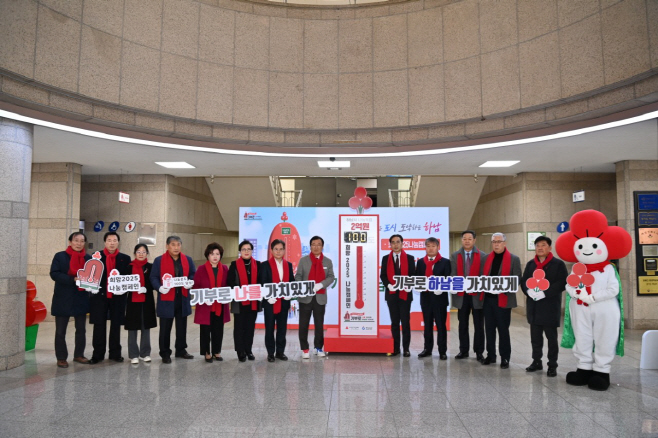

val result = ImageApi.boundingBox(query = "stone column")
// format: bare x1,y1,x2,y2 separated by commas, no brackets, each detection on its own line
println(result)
0,118,33,370
616,160,658,330
27,163,82,323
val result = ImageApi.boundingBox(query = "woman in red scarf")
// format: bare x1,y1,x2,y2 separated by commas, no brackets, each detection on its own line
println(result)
124,244,157,364
193,242,230,363
258,239,295,363
227,240,262,362
50,232,91,368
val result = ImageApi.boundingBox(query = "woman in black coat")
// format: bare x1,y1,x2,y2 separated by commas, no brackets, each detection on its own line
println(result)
50,232,91,368
124,244,157,364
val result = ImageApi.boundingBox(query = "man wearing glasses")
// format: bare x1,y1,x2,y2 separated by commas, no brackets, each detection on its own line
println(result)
481,233,521,369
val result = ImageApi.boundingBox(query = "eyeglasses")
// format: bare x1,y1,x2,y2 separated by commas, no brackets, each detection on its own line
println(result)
135,251,148,255
240,248,252,252
491,240,505,244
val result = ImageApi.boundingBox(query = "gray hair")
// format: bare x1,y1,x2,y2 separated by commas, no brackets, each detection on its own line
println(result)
166,235,182,245
425,237,440,246
491,232,506,241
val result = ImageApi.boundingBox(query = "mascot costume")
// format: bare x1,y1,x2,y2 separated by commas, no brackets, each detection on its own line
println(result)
555,210,632,391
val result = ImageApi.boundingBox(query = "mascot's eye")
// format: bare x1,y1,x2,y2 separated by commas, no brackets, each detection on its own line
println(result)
578,244,583,250
593,244,598,249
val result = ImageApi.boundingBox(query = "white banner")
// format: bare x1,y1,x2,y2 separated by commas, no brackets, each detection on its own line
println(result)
190,281,316,306
392,275,519,294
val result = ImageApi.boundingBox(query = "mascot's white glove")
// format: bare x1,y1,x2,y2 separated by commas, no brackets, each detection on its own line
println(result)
268,298,277,305
313,283,323,293
387,284,396,292
159,287,171,294
138,287,147,294
534,291,546,301
579,292,595,305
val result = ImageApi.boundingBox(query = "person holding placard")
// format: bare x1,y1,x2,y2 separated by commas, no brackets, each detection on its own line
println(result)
89,231,132,364
259,239,295,362
150,236,197,364
194,242,230,363
416,237,451,360
124,244,157,364
296,236,335,359
50,232,91,368
228,240,262,362
380,234,416,357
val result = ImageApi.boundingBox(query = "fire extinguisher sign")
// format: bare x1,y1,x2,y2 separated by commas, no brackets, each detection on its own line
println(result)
339,214,379,337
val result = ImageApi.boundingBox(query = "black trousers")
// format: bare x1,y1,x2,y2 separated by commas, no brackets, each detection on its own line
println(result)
91,319,122,360
233,307,258,354
55,315,86,360
530,324,559,368
298,296,325,351
159,292,187,358
263,300,290,355
199,313,225,356
483,294,512,361
386,295,412,353
420,293,447,354
457,295,484,355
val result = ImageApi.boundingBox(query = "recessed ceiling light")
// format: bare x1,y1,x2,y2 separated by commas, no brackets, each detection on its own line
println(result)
155,161,195,169
318,160,350,168
479,160,520,168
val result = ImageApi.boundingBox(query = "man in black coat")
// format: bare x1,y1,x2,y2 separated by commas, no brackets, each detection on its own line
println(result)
521,235,568,377
416,237,451,360
89,231,132,364
380,234,416,357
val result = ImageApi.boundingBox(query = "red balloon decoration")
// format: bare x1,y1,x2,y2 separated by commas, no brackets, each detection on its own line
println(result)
348,187,373,214
26,281,47,327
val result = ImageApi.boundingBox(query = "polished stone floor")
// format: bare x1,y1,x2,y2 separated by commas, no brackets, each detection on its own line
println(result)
1,312,657,437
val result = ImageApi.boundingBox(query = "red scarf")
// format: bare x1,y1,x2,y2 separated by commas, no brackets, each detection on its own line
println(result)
387,251,409,301
269,257,290,314
586,261,610,273
130,258,148,303
457,250,481,296
309,253,326,294
482,249,512,307
237,257,258,310
160,251,190,301
204,261,225,317
422,254,441,292
103,248,118,298
534,252,554,270
66,246,86,291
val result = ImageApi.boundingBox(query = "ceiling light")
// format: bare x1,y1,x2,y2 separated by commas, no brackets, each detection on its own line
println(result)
155,161,195,169
318,160,350,168
479,160,520,168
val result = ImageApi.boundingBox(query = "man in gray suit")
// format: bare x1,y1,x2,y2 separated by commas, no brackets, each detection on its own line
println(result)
295,236,335,359
481,232,522,369
450,230,487,363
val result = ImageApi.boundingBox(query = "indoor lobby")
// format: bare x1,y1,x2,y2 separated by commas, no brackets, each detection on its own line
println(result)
1,0,658,436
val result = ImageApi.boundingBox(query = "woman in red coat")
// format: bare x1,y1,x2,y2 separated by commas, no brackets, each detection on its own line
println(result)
193,242,230,362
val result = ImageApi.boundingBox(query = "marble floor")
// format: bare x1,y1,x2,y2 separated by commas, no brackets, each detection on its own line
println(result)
1,312,657,437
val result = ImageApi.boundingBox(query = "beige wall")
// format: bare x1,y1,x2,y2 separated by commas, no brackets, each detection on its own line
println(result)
27,163,81,323
616,160,658,330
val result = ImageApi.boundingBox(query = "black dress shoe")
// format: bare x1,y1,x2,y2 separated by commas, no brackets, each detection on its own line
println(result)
547,367,557,377
482,356,496,365
247,353,255,361
275,353,288,361
386,351,400,357
205,355,213,363
162,357,172,364
439,354,448,360
109,356,124,363
525,361,543,372
267,355,275,362
89,357,103,365
476,354,485,363
403,351,410,357
455,352,469,359
238,353,247,362
418,349,431,358
500,359,509,369
175,352,194,359
214,355,223,362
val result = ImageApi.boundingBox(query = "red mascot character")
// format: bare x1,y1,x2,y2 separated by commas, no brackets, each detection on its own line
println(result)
555,210,632,391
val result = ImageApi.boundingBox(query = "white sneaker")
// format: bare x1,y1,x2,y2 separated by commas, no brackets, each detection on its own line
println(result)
301,350,310,359
130,358,139,364
315,348,326,357
140,356,151,362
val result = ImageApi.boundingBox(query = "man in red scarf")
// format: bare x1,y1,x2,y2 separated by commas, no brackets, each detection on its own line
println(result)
295,236,335,359
380,234,416,357
416,237,451,359
89,232,132,364
482,232,522,369
150,236,196,364
520,236,567,377
450,230,487,363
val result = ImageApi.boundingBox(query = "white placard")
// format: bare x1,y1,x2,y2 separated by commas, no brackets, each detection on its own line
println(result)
161,273,194,290
119,192,130,203
190,281,316,306
106,269,141,295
